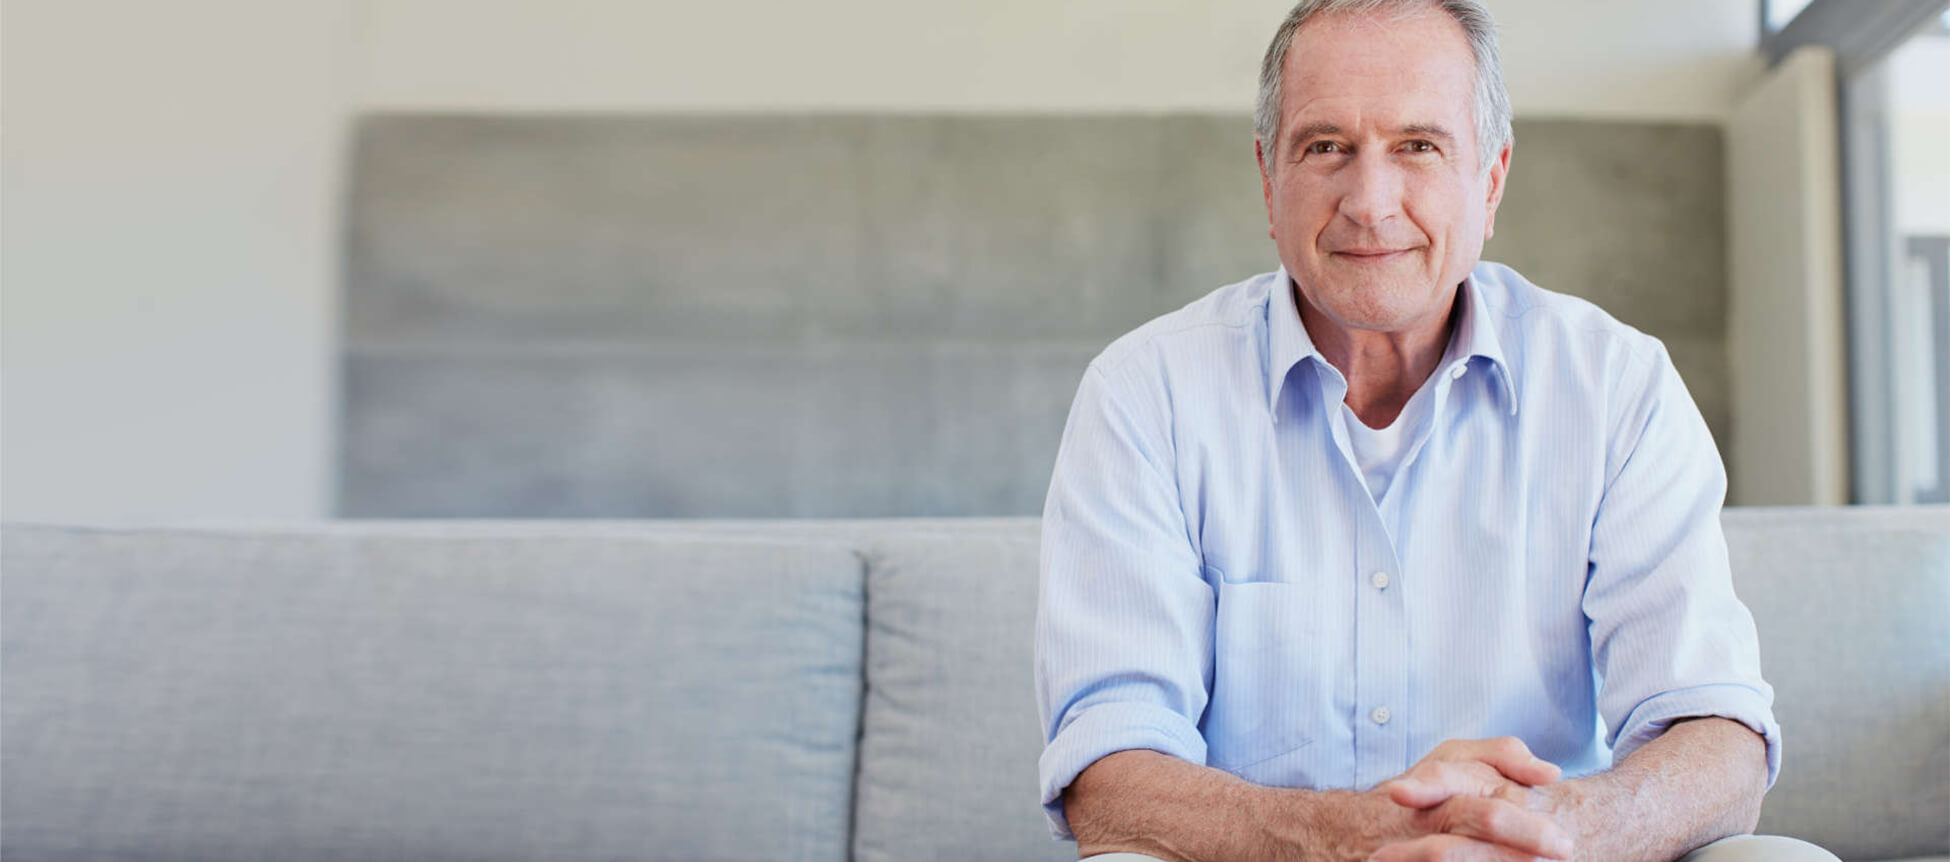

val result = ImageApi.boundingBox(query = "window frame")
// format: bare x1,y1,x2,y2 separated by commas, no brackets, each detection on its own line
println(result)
1761,0,1946,72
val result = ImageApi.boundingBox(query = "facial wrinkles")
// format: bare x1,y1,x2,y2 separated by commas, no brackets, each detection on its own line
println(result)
1282,120,1438,262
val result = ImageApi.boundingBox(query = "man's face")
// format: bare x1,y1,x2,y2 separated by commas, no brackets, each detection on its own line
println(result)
1257,6,1510,334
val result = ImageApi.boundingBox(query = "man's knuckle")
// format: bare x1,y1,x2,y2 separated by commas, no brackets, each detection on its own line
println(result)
1443,796,1485,830
1476,800,1513,835
1430,800,1465,832
1449,761,1499,794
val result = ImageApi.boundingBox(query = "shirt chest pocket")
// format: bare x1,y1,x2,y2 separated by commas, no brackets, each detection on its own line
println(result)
1204,578,1321,783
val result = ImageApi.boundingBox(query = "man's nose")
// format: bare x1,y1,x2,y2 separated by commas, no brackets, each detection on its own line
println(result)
1335,153,1404,229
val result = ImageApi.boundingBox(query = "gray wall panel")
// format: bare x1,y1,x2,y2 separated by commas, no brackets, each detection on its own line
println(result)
344,114,1729,517
343,344,1095,517
1485,121,1727,340
848,116,1175,340
349,117,874,346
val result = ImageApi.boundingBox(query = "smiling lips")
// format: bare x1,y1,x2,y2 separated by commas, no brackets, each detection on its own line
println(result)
1330,247,1416,264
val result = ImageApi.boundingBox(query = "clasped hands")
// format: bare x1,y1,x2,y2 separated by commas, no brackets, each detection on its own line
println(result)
1368,737,1578,862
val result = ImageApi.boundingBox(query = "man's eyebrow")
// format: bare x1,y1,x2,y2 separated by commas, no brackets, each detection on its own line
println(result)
1399,123,1457,142
1284,122,1457,146
1287,122,1344,145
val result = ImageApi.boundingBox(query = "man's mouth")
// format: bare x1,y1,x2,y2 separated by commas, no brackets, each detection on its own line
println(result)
1330,248,1414,264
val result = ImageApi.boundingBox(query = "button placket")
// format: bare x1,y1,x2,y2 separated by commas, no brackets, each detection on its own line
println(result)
1352,515,1409,788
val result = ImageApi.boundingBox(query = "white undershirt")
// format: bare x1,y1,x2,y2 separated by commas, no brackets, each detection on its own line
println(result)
1340,373,1440,504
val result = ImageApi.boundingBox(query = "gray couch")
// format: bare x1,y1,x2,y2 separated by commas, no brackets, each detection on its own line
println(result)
3,508,1946,861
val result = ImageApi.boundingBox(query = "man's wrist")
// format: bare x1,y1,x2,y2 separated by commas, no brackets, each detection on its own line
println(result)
1251,786,1415,862
1535,776,1600,856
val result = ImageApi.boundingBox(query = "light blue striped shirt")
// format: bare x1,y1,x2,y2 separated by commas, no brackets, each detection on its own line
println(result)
1034,262,1780,839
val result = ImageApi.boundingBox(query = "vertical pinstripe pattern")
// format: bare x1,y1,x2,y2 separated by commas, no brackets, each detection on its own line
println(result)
1033,262,1779,839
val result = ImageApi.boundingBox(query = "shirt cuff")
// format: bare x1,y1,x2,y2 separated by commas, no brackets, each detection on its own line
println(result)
1610,683,1782,789
1038,701,1210,840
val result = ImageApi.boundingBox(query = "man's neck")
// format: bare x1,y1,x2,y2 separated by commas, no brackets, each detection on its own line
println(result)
1293,281,1462,430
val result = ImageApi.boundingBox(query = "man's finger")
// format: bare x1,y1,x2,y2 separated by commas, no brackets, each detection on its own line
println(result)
1383,737,1565,812
1385,760,1498,809
1463,736,1563,787
1368,833,1541,862
1383,776,1444,809
1427,796,1575,860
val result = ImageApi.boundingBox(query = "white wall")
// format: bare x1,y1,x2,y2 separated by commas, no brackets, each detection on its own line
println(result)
1,1,349,522
350,0,1762,121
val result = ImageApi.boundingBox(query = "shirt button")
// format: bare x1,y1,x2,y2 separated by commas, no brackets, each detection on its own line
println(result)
1369,570,1390,590
1449,364,1467,380
1371,706,1391,725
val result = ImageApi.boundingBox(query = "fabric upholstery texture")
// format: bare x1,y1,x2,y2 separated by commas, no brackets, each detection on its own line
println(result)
1724,507,1950,862
851,528,1073,862
3,509,1946,862
1,524,866,862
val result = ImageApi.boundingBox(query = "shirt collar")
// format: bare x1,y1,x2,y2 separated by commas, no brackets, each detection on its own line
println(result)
1265,266,1518,420
1265,266,1320,419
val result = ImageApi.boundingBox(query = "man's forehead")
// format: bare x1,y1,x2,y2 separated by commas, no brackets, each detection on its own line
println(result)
1281,93,1466,136
1279,10,1477,131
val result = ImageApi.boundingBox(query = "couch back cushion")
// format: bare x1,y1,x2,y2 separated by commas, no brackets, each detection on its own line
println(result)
1,524,865,862
1726,507,1950,861
850,524,1075,862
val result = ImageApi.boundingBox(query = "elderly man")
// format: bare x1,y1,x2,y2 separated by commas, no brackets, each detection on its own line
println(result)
1033,2,1841,861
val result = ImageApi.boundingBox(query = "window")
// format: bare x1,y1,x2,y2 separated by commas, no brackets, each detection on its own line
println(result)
1874,28,1950,501
1759,0,1950,502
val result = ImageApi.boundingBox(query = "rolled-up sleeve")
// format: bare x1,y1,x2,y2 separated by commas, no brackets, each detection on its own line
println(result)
1035,360,1215,839
1583,340,1782,788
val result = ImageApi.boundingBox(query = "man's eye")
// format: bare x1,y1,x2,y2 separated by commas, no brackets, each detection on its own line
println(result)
1306,141,1343,155
1404,140,1436,153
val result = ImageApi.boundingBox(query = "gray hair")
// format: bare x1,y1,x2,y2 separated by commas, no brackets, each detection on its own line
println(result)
1254,0,1513,173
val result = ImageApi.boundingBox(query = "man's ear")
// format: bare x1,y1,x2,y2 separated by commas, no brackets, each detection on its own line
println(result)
1483,140,1512,240
1256,138,1277,240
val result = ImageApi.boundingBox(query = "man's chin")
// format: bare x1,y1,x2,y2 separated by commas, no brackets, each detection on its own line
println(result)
1305,284,1441,333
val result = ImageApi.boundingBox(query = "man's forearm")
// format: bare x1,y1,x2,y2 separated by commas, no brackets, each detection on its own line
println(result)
1066,749,1410,862
1544,717,1768,861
